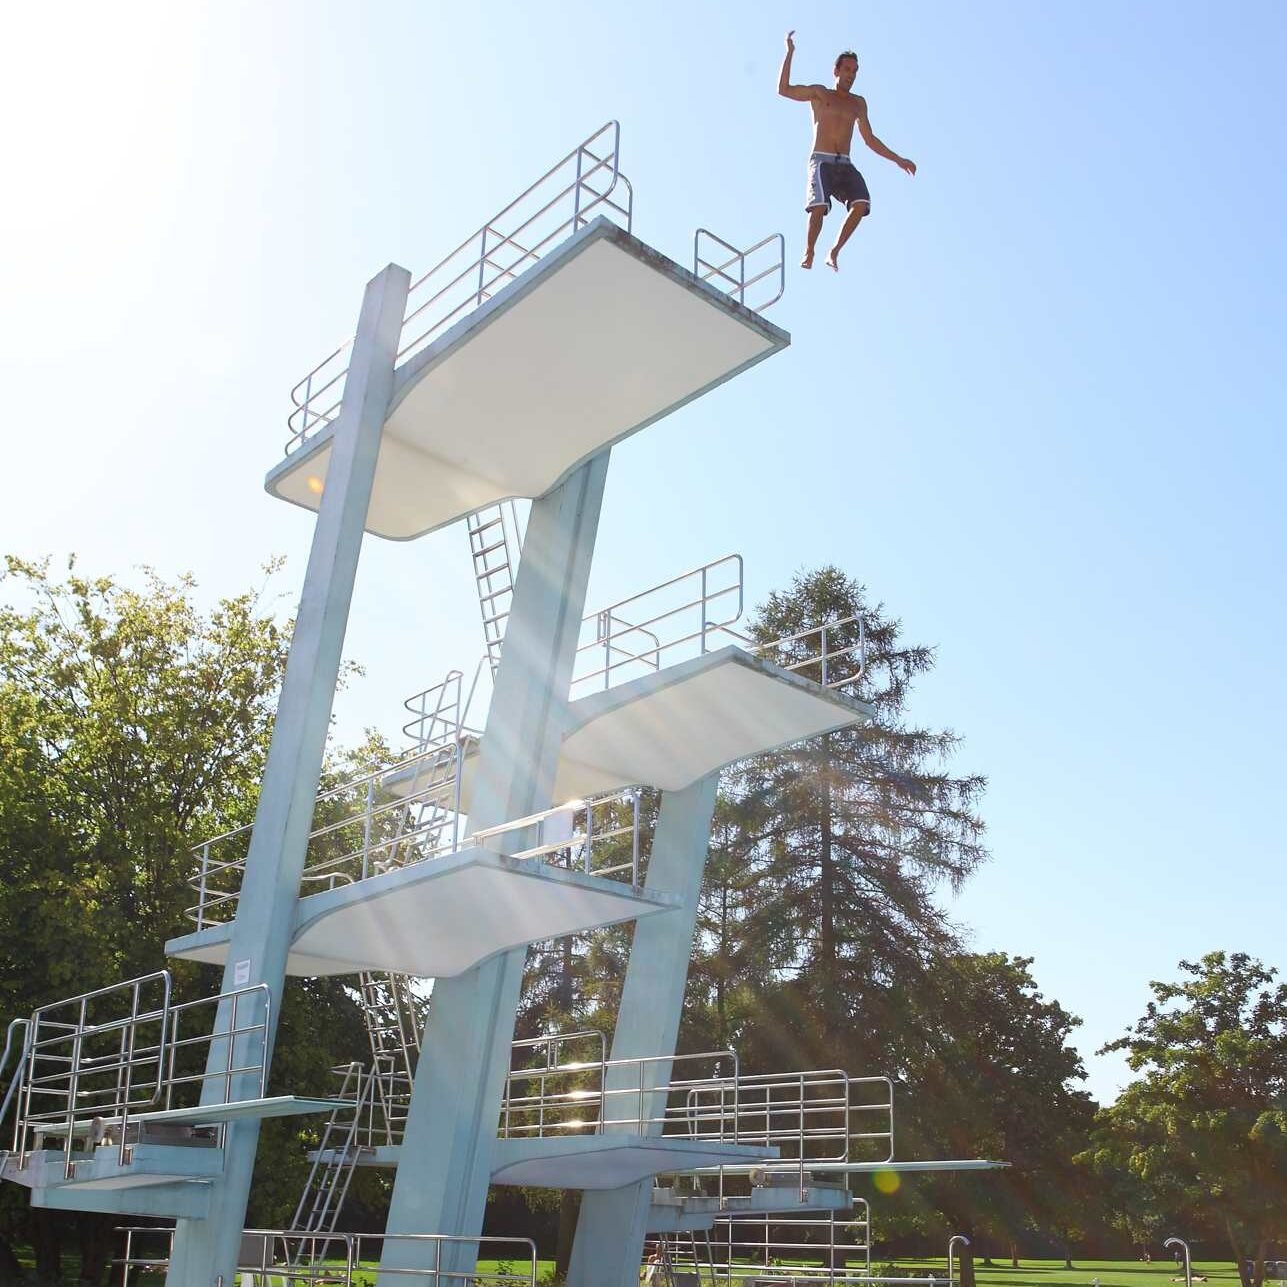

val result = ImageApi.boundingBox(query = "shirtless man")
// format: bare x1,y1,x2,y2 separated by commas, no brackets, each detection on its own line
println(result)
778,31,916,270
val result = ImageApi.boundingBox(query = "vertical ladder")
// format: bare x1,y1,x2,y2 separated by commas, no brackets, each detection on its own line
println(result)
466,502,524,675
289,1062,376,1253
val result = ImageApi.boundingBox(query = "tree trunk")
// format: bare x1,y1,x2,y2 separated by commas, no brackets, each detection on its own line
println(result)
959,1244,977,1287
78,1211,115,1284
0,1237,22,1287
819,734,837,1043
32,1207,62,1285
1009,1240,1019,1269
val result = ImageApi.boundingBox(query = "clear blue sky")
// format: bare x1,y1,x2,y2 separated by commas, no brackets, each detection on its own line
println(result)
2,0,1285,1105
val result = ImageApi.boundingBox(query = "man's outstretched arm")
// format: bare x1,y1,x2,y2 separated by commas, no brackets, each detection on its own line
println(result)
778,30,819,102
857,99,917,174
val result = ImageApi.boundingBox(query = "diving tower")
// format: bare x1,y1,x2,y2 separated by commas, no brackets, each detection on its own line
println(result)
0,120,994,1287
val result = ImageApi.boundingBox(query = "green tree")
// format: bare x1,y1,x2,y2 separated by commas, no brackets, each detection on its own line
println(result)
685,566,988,1078
0,557,371,1280
908,952,1096,1266
1084,952,1287,1286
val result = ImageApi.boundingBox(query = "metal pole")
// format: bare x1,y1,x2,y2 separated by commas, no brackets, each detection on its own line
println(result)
948,1235,971,1287
1165,1237,1192,1287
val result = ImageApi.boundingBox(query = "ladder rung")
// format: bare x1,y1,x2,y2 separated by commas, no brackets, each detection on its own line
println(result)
472,538,508,559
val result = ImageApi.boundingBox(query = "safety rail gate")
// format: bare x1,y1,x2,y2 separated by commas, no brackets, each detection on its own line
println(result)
2,971,271,1178
116,1226,538,1287
286,121,633,452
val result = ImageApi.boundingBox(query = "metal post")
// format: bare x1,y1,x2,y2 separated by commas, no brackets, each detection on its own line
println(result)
1165,1237,1192,1287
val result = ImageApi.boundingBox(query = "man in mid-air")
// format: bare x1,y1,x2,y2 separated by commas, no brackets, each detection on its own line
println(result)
778,31,917,270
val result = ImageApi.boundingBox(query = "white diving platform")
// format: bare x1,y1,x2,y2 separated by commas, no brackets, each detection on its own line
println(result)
647,1179,855,1234
383,647,876,808
166,846,678,978
308,1137,781,1191
557,646,874,797
266,218,788,540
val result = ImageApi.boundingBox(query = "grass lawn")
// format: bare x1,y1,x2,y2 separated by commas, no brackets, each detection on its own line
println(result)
899,1260,1238,1287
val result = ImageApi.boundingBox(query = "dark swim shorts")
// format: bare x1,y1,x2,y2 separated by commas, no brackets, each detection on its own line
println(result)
806,152,871,212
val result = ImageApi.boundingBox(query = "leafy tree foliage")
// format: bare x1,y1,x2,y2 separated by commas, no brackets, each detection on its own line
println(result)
684,566,988,1076
905,952,1097,1266
0,557,372,1278
1083,952,1287,1284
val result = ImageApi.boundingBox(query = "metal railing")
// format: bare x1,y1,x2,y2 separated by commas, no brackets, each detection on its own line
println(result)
694,228,786,313
8,972,271,1177
569,553,867,696
571,555,745,694
500,1048,736,1141
187,775,643,928
402,669,466,751
499,1047,892,1173
187,736,468,928
741,614,868,690
472,789,642,883
117,1227,538,1287
286,121,633,453
703,1209,872,1285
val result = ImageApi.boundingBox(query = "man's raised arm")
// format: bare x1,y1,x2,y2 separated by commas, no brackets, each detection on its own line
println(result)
778,30,817,101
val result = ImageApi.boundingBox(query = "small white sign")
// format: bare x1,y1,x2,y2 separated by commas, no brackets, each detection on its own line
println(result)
234,959,251,987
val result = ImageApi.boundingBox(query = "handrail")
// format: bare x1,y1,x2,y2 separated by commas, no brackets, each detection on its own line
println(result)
694,228,786,313
571,554,744,694
285,121,632,454
186,779,641,928
10,973,274,1176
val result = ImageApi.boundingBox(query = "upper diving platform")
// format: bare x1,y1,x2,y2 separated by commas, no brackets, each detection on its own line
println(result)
266,123,788,540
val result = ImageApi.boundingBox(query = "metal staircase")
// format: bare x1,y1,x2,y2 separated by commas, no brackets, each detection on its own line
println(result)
357,972,421,1143
466,501,525,676
289,1062,377,1253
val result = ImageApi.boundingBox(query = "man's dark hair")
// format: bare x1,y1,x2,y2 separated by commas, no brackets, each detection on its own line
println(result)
834,50,858,72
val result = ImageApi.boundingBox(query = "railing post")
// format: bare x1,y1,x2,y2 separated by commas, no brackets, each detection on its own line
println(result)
573,148,585,228
477,227,489,306
362,778,374,879
700,565,709,653
821,625,829,686
198,842,210,931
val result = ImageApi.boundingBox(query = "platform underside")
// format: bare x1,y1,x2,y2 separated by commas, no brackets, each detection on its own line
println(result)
266,219,788,540
166,847,675,978
558,647,875,796
310,1137,778,1190
490,1136,778,1189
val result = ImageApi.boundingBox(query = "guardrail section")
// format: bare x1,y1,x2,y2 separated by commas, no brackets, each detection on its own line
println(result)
694,228,786,313
7,971,271,1177
287,121,633,453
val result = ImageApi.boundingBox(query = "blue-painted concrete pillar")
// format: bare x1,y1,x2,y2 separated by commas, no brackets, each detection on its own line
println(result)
566,771,720,1287
167,263,410,1287
378,451,610,1284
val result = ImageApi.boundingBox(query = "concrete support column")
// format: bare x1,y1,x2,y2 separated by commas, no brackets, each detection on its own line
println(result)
379,451,610,1284
566,771,720,1287
167,263,410,1287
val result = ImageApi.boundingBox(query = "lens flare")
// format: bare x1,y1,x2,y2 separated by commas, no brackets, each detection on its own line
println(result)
873,1169,900,1194
306,476,324,496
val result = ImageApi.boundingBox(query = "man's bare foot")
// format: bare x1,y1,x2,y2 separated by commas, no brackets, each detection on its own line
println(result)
825,250,840,271
801,249,814,269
